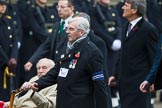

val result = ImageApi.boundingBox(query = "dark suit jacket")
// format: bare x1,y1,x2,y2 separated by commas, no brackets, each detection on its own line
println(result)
116,18,159,108
88,30,109,78
29,22,67,64
36,37,109,108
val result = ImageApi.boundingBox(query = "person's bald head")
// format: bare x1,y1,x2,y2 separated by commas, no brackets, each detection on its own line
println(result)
36,58,55,78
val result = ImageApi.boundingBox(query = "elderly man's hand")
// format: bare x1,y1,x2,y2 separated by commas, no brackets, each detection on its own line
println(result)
4,102,9,108
21,82,38,91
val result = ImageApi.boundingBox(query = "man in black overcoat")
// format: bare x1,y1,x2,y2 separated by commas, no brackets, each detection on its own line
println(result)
24,1,112,106
109,0,159,108
22,17,110,108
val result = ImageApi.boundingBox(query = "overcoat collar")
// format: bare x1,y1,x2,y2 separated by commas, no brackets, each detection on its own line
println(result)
61,37,90,61
123,18,145,41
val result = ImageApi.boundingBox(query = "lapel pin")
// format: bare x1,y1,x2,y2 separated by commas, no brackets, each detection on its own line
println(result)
75,52,80,58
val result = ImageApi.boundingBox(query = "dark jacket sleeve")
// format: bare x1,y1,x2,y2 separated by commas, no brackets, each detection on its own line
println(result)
88,48,109,108
29,35,52,65
146,23,160,64
96,38,109,79
89,31,109,79
35,63,60,90
29,23,59,64
145,35,162,84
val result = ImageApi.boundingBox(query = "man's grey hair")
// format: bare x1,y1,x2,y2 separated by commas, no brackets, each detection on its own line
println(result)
73,12,90,22
125,0,146,16
36,58,55,69
68,17,90,34
58,0,74,6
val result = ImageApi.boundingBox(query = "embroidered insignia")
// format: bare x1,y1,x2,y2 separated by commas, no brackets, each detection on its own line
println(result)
92,71,104,80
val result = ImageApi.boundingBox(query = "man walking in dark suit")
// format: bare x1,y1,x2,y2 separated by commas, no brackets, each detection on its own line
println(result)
24,0,75,71
109,0,159,108
22,17,110,108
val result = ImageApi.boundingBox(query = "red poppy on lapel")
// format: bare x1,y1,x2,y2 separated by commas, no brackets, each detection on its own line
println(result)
132,26,138,32
75,52,80,58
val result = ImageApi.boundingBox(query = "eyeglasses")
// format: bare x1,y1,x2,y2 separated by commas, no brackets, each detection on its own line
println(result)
65,27,76,32
56,5,70,9
65,27,83,33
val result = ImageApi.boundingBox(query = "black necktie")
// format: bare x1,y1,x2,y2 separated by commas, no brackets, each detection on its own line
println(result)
59,21,65,33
